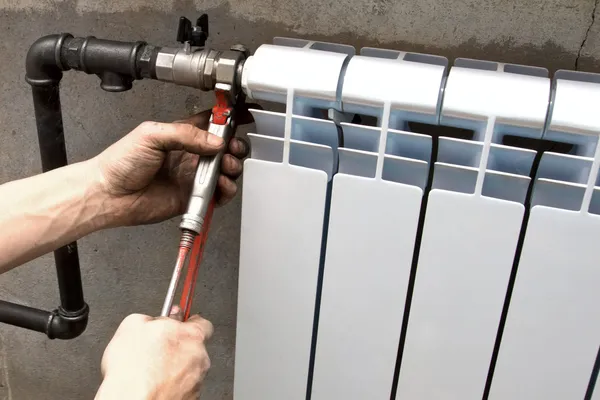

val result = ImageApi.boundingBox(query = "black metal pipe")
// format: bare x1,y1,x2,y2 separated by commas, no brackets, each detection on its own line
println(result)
54,243,85,312
0,300,52,335
30,83,86,313
0,33,158,339
0,34,91,339
48,304,89,340
25,34,159,90
25,34,68,87
62,37,146,75
31,85,67,172
0,300,86,340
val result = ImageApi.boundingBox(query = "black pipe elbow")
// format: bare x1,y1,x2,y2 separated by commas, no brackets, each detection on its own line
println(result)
47,304,89,340
1,33,160,339
0,300,88,340
25,34,72,87
25,34,157,92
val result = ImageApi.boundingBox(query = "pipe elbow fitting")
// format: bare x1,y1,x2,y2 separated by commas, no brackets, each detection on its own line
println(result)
25,33,72,87
47,303,89,340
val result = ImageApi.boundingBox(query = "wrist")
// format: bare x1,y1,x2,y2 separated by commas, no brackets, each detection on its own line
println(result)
95,375,155,400
83,157,126,230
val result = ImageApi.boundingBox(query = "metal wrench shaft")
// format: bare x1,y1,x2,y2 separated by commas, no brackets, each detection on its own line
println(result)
160,85,236,317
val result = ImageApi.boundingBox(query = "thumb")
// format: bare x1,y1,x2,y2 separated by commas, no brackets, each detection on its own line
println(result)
138,121,224,155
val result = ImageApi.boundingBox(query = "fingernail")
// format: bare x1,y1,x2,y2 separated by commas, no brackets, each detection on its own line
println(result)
207,134,224,147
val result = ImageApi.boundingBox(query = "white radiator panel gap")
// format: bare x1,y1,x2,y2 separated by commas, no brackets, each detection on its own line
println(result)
589,348,600,400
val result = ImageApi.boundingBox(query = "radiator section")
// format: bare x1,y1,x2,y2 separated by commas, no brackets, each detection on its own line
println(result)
235,39,600,400
488,71,600,400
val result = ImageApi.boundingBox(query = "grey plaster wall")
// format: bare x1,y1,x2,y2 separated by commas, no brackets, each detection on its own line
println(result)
0,0,599,398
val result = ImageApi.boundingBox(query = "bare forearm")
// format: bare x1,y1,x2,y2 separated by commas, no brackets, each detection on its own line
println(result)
0,159,117,273
0,114,246,275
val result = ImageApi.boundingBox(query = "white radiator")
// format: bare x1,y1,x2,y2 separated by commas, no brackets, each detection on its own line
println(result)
234,37,600,400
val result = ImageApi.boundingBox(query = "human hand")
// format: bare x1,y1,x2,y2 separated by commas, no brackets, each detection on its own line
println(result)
95,308,213,400
93,107,254,227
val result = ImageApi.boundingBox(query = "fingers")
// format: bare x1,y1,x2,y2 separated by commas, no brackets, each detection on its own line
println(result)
220,138,248,179
139,121,224,156
186,315,214,341
216,138,248,205
217,136,248,204
229,137,250,159
215,175,238,206
221,154,243,179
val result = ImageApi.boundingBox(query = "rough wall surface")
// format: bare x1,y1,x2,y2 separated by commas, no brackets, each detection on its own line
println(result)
0,0,598,399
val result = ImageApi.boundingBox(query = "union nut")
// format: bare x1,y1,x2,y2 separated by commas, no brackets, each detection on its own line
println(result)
230,44,250,59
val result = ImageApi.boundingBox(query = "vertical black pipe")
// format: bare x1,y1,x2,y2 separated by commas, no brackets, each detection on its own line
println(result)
53,244,85,313
30,85,86,314
0,33,155,338
31,85,68,172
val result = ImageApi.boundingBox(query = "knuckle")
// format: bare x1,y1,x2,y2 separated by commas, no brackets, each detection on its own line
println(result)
225,178,238,192
137,121,159,132
166,333,181,348
204,320,214,339
193,347,211,369
175,122,208,145
234,159,243,173
176,122,197,135
154,320,179,338
121,313,148,327
202,353,211,371
234,138,249,155
154,326,181,348
223,154,236,170
164,320,181,334
191,126,208,143
134,121,164,144
188,324,208,341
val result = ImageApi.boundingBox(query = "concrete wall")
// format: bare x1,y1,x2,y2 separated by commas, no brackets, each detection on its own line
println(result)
0,0,598,398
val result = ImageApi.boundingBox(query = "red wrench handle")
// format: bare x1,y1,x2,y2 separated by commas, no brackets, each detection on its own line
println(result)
179,198,216,321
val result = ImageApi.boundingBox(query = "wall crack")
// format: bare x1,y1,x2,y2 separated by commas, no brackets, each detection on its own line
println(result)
576,0,599,70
